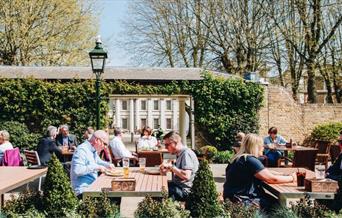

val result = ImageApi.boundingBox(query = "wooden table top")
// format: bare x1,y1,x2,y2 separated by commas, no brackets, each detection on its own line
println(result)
273,145,318,152
83,168,168,198
264,168,335,199
61,149,74,156
137,148,169,154
0,167,47,194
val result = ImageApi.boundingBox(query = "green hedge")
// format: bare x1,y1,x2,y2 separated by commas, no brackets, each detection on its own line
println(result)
191,73,264,150
0,72,264,150
0,78,109,140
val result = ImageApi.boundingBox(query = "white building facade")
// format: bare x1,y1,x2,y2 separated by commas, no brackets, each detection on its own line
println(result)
108,94,193,147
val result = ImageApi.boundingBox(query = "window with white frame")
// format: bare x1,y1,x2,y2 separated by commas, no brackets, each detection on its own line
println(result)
141,100,147,110
153,118,159,129
140,118,147,128
153,100,159,110
122,100,128,110
166,100,172,110
122,118,128,129
166,118,172,129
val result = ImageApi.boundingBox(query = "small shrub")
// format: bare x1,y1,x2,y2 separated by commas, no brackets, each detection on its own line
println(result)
270,206,298,218
290,196,329,218
213,150,234,164
186,160,223,217
223,200,263,218
42,154,78,217
78,192,120,218
199,145,218,162
3,190,43,216
310,122,342,144
0,121,41,150
135,195,190,218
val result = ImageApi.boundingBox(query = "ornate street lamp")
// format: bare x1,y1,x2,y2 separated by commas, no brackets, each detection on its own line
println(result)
89,36,107,130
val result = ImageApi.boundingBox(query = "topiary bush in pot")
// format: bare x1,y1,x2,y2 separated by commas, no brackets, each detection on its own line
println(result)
42,154,78,217
186,160,223,217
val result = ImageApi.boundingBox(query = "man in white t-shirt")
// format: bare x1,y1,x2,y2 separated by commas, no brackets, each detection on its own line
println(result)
110,128,135,159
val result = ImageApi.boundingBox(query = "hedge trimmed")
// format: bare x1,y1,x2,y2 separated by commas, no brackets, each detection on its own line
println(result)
0,71,264,150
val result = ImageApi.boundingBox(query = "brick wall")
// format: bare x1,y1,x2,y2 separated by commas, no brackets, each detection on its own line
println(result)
259,85,342,143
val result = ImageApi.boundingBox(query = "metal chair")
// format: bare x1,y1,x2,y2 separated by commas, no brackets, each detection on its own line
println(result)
24,150,43,191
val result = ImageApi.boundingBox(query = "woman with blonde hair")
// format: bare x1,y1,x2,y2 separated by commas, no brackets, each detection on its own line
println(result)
223,133,296,210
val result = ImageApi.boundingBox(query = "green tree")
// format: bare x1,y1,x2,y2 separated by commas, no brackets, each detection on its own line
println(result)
42,154,78,217
0,0,97,66
186,160,223,217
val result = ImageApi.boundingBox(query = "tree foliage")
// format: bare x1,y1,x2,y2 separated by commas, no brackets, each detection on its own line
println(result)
0,0,97,66
122,0,342,104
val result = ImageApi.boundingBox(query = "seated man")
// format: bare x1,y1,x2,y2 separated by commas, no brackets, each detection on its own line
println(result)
56,124,78,150
37,126,62,165
326,130,342,181
71,130,115,197
263,127,287,167
160,131,199,201
109,128,137,164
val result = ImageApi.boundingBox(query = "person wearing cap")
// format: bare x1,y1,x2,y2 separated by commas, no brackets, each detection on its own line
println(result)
70,130,115,197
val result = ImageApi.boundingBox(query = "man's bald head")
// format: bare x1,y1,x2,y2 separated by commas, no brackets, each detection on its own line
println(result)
92,130,109,145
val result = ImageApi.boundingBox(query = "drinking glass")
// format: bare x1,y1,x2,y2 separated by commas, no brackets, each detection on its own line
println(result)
315,165,325,180
296,169,306,186
139,158,146,173
123,157,130,177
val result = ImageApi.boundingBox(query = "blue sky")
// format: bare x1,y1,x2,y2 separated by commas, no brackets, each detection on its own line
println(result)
98,0,130,66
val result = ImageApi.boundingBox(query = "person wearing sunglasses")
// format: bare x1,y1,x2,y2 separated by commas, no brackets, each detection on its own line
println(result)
71,130,115,198
159,131,199,201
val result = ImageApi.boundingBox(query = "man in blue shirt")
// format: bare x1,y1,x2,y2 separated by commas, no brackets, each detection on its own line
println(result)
71,130,115,196
263,127,287,166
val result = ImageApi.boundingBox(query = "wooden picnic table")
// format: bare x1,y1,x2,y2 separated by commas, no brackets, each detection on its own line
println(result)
82,167,168,200
263,168,335,207
272,146,318,166
0,167,48,208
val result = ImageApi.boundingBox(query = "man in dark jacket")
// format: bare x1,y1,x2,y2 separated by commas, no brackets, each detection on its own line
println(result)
56,124,78,150
37,126,62,165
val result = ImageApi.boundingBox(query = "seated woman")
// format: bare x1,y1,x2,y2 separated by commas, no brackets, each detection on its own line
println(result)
0,130,14,164
263,127,287,167
137,126,158,150
223,133,295,210
326,130,342,181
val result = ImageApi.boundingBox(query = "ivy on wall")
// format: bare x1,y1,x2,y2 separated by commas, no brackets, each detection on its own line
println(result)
0,72,263,150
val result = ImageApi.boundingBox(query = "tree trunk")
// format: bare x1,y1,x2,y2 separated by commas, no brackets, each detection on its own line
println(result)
325,78,333,104
306,60,317,103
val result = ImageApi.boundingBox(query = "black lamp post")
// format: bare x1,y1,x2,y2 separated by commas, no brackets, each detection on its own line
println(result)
89,36,107,130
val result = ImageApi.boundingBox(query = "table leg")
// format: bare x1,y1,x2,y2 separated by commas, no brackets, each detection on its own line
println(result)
0,193,4,211
284,150,289,166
